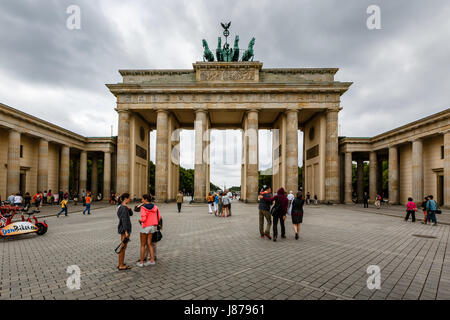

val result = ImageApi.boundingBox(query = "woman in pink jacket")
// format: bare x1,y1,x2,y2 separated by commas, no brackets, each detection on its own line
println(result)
136,194,162,267
405,197,417,222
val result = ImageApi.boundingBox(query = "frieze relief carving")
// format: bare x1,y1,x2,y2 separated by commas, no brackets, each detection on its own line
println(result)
198,69,255,81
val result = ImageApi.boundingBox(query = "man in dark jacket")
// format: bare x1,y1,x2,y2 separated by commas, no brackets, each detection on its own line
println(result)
363,192,369,208
258,186,272,239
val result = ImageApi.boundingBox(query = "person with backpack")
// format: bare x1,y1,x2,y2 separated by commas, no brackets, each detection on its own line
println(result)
117,193,133,270
405,197,417,222
261,187,288,242
206,192,214,214
426,195,438,226
375,194,382,209
136,194,162,267
421,196,429,224
33,191,42,211
258,186,272,240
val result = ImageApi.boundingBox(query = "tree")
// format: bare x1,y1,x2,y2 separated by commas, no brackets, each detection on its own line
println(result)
179,167,194,195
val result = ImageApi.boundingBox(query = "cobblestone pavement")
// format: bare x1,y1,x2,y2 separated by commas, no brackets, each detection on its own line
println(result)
1,201,450,300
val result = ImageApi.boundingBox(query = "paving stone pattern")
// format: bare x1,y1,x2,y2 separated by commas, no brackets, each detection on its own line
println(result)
1,202,449,300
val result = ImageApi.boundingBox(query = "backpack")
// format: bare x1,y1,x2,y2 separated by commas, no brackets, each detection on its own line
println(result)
270,197,283,217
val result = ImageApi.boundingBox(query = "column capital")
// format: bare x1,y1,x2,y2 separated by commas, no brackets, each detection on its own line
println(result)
285,108,300,114
325,107,341,114
442,129,450,135
388,144,398,150
156,108,170,115
245,108,260,115
193,108,208,114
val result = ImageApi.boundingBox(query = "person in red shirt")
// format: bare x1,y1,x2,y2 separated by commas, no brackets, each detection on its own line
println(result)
33,192,42,211
405,197,417,222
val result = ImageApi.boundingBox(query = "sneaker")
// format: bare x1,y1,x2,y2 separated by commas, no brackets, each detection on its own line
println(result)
144,260,156,266
281,235,286,239
264,233,272,240
273,237,277,242
136,262,144,267
433,223,438,226
260,235,264,239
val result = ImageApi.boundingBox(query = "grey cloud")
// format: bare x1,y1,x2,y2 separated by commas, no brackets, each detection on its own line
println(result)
1,0,449,186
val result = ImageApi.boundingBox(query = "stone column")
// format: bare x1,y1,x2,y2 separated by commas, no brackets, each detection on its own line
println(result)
285,109,299,193
116,110,130,194
344,152,353,204
91,156,98,196
37,139,49,193
246,110,259,202
357,157,364,203
194,109,207,202
369,151,377,203
388,146,399,204
325,109,340,202
60,146,70,193
444,131,450,207
411,139,424,203
155,110,169,201
103,152,111,201
7,130,21,196
79,151,87,195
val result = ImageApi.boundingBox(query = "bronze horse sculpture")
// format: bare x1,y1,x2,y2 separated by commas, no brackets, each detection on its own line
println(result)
202,39,214,62
241,37,255,61
232,35,240,62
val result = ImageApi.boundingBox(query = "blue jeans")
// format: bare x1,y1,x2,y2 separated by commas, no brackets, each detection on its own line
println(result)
83,204,91,215
427,210,437,224
57,207,68,216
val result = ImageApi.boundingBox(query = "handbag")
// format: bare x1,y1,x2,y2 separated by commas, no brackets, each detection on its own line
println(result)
152,209,163,243
436,209,442,214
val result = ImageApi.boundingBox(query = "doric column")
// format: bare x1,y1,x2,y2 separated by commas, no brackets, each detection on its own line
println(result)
116,110,130,194
357,157,364,203
325,109,340,202
79,151,87,195
37,139,49,193
285,109,299,194
7,130,21,195
91,156,98,195
388,146,399,204
60,145,70,193
369,151,377,203
246,109,259,202
411,139,424,203
344,152,353,204
194,109,207,202
103,151,111,201
444,131,450,207
156,110,169,201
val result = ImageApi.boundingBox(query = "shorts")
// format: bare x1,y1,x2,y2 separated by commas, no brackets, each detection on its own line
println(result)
140,225,157,234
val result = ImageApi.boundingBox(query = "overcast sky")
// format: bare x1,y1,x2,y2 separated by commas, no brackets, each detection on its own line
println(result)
1,0,449,188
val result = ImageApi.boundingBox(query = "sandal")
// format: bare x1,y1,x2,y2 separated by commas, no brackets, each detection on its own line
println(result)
118,265,132,270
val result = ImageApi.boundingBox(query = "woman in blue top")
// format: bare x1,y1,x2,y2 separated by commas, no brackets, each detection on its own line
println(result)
213,193,219,216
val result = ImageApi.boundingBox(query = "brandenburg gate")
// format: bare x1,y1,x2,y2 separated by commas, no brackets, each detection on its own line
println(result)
106,25,351,203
